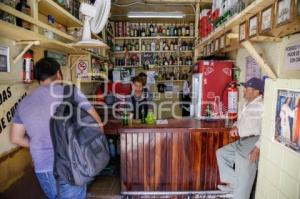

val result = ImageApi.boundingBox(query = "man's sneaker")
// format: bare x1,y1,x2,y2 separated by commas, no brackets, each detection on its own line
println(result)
217,184,234,192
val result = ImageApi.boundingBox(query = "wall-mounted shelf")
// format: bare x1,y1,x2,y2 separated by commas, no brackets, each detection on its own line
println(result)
195,0,278,50
38,0,83,27
0,20,76,53
115,36,194,40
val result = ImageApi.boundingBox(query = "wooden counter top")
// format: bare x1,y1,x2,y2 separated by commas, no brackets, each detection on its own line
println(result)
103,119,232,135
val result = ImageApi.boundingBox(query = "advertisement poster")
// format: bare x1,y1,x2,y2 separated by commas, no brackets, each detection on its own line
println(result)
275,90,300,153
76,59,89,79
284,43,300,70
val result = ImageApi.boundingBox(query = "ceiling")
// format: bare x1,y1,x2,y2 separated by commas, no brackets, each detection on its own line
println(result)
110,0,212,22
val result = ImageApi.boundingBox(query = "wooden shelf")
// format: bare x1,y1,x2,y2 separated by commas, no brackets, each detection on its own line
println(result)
156,80,186,83
141,50,178,53
38,0,82,27
114,51,140,54
0,20,77,53
115,36,194,40
195,0,277,49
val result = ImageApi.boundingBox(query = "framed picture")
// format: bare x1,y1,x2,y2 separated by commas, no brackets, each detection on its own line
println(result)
260,5,274,32
276,0,292,25
249,15,258,37
220,35,225,49
275,89,300,153
0,46,10,72
215,38,220,52
239,22,247,42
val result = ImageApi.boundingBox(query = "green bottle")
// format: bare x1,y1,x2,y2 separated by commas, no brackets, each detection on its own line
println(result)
141,107,146,124
123,110,128,126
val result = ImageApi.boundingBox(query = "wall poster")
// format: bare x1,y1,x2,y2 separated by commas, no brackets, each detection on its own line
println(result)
275,89,300,153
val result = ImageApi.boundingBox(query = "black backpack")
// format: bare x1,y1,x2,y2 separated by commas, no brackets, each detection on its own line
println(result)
50,85,110,186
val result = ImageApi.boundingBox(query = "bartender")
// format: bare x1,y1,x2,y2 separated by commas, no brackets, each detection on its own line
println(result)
128,76,149,119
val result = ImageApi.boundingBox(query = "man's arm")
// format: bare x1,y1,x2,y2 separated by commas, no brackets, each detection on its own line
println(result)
88,108,104,132
10,123,29,148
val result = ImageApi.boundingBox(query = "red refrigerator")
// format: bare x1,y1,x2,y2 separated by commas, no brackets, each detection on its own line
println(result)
192,60,233,118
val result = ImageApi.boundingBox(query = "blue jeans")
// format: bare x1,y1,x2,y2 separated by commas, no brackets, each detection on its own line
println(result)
36,172,87,199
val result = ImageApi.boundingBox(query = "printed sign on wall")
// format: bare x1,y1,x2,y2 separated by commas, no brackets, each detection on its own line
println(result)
275,89,300,153
76,59,89,79
0,85,27,154
246,56,261,81
284,43,300,70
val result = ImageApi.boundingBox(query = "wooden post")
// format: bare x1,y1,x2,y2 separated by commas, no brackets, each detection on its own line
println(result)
194,2,200,62
241,40,277,80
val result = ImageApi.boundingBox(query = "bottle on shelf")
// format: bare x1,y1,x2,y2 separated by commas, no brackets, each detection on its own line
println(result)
141,41,146,51
16,0,31,30
178,23,182,36
174,24,178,36
182,23,186,36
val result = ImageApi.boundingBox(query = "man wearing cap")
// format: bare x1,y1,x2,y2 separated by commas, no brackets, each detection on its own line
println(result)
216,77,264,199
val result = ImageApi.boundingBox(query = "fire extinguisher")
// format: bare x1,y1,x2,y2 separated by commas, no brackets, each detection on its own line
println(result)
23,50,34,83
227,81,238,120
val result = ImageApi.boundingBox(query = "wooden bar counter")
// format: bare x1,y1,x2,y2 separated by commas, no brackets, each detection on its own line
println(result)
104,119,235,193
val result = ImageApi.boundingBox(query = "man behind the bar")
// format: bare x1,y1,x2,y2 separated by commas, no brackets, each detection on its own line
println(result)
9,58,103,199
216,77,264,199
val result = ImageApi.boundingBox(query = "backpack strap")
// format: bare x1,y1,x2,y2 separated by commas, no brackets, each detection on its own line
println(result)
63,84,76,104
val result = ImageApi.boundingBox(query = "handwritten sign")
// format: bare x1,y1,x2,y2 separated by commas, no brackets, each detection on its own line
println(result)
0,85,27,154
284,43,300,70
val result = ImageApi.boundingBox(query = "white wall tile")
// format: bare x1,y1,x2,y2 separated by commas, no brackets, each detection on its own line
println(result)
280,171,298,199
282,149,300,182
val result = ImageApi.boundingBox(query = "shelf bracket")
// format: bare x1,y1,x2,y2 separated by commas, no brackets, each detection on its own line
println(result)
241,40,277,80
250,36,282,43
13,41,40,64
226,33,238,39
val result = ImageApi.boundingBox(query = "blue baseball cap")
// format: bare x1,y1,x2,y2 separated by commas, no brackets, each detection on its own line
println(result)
241,77,265,94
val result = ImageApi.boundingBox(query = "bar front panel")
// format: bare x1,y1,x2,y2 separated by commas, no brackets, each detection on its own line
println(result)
120,128,234,192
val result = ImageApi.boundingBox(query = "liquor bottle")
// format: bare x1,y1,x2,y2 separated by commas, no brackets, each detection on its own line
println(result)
149,22,154,35
166,25,170,37
134,24,138,37
182,23,186,36
174,24,178,36
137,23,141,37
163,55,168,66
170,24,174,37
179,56,183,65
142,41,146,51
147,41,151,51
151,40,156,52
154,23,158,36
160,40,163,51
178,24,182,36
158,25,163,35
141,24,146,37
130,23,134,37
146,23,150,37
186,24,190,36
162,24,166,36
170,41,174,51
135,41,139,51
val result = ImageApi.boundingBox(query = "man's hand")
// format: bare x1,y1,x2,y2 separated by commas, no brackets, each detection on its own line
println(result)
229,126,238,137
98,122,104,133
249,146,260,163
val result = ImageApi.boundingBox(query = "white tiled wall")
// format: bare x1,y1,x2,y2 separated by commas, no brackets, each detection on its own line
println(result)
256,79,300,199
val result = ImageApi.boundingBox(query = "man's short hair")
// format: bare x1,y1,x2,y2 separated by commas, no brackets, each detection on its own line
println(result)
138,72,147,78
35,58,61,81
132,76,143,84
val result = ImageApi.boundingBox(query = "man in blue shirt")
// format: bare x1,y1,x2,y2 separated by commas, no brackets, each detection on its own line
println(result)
10,58,103,199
